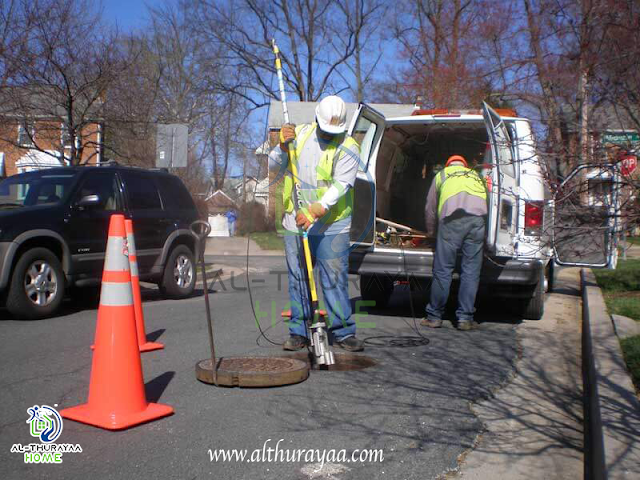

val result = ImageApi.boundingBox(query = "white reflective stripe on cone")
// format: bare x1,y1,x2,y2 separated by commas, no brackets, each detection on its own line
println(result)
100,282,134,306
105,236,130,272
126,232,137,256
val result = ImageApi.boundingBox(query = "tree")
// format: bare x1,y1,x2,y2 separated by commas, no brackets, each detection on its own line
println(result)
0,0,127,165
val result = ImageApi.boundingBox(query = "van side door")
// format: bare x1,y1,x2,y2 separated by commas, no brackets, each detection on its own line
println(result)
347,103,386,248
482,102,518,256
553,164,621,268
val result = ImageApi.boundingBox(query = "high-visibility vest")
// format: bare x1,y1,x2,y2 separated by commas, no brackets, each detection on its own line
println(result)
435,165,487,216
282,123,360,224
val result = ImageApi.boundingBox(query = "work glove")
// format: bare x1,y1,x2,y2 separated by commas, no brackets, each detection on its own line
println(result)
295,203,327,230
279,123,296,151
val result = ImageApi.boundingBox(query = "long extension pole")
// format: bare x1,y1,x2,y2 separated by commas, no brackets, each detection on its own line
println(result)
271,40,334,366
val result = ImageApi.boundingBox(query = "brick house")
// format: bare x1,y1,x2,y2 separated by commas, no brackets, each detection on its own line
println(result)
0,88,104,178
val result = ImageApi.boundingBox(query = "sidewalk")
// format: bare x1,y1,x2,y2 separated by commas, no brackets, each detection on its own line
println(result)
456,267,584,479
205,236,283,256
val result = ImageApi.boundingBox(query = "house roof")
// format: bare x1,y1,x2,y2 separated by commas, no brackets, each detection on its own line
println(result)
205,189,237,209
267,100,415,129
0,86,104,120
560,102,639,134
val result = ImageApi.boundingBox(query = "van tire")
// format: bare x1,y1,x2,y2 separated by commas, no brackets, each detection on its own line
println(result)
545,259,557,293
521,269,545,320
360,274,394,309
6,248,65,319
159,245,196,299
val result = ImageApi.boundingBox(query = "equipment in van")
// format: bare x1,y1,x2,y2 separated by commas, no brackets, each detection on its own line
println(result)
272,39,334,367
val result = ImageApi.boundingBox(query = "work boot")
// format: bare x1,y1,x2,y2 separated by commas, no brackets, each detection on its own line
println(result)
420,317,443,328
457,321,479,331
335,336,365,352
282,335,310,351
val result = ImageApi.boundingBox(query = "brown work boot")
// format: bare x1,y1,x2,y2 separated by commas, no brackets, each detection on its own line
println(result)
456,321,479,331
282,335,310,351
335,336,365,352
420,317,443,328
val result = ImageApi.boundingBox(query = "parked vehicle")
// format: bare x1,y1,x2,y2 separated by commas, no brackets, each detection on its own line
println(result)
346,103,620,319
0,165,199,319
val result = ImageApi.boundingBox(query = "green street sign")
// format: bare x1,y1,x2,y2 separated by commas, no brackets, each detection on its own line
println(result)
602,131,640,147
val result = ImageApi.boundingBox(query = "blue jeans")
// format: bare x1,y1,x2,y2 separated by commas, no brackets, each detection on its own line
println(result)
283,232,356,341
426,214,485,323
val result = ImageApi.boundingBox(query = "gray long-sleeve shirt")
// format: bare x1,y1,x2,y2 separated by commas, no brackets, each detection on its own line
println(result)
268,124,360,235
425,166,488,234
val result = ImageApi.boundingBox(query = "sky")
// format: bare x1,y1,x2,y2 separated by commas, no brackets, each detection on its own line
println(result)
102,0,173,32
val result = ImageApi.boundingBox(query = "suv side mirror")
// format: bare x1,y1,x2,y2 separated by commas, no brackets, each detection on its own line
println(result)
77,194,101,208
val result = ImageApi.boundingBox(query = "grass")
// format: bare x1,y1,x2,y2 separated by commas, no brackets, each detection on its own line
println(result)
244,231,284,251
594,259,640,393
620,335,640,392
625,236,640,246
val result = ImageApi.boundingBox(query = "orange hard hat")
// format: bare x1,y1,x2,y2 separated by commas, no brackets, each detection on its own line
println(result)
445,155,468,168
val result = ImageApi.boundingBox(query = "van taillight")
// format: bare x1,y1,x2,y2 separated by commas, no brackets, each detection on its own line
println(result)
524,201,543,236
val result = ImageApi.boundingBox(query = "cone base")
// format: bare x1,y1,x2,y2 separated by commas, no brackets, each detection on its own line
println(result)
60,402,174,430
140,341,164,352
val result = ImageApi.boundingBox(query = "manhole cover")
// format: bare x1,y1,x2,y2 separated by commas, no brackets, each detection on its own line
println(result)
363,335,430,347
288,352,377,371
196,356,309,387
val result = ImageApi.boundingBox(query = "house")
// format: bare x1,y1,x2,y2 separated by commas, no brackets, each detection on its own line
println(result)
0,87,103,178
263,100,416,221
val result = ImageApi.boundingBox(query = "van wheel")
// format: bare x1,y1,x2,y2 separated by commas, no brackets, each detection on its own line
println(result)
159,245,196,299
521,269,545,320
360,274,394,309
6,248,65,319
545,259,557,293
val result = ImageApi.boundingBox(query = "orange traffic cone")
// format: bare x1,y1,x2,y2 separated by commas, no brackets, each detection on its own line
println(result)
126,219,163,352
61,214,173,430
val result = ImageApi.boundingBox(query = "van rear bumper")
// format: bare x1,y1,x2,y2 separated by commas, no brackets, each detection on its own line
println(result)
349,249,544,286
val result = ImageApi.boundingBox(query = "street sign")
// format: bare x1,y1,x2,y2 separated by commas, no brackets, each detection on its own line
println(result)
602,131,640,148
156,124,188,168
619,154,637,176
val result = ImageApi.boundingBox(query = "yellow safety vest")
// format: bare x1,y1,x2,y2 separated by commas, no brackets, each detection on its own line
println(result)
281,123,360,225
435,165,487,216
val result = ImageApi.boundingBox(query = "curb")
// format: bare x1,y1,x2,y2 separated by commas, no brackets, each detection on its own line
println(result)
581,268,640,480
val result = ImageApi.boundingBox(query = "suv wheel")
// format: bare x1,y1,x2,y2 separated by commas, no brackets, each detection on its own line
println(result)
160,245,196,298
6,248,65,319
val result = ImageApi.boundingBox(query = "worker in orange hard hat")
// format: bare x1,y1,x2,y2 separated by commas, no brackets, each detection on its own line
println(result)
423,154,488,331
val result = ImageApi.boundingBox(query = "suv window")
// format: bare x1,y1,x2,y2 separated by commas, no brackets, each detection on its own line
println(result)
75,171,120,210
156,175,195,210
122,171,162,210
0,172,76,208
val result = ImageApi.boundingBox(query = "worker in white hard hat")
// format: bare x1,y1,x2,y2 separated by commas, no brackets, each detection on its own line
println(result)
268,95,364,352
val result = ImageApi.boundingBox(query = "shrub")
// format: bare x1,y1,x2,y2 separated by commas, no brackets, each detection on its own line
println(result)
237,201,268,234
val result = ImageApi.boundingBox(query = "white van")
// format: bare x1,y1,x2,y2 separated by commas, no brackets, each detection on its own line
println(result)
346,102,619,319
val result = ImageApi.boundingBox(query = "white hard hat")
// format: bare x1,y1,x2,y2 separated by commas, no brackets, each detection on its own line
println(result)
315,95,347,135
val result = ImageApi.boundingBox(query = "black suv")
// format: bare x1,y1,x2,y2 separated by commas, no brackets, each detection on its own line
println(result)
0,165,200,319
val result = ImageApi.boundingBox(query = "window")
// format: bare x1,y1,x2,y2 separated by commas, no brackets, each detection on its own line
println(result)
122,171,162,210
61,124,72,148
0,173,76,207
18,123,35,147
156,176,195,210
351,116,377,172
75,172,120,210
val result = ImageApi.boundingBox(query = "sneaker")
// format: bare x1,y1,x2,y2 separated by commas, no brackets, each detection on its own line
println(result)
420,317,443,328
283,335,310,351
335,336,365,352
457,321,479,331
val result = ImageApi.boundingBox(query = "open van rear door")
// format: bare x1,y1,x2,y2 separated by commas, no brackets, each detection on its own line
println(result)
347,104,385,247
553,164,620,268
482,102,518,256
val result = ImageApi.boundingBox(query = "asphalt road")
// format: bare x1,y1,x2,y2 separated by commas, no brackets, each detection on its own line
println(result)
0,254,519,480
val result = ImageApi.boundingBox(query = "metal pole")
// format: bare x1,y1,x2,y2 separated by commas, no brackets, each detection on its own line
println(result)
271,40,334,366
